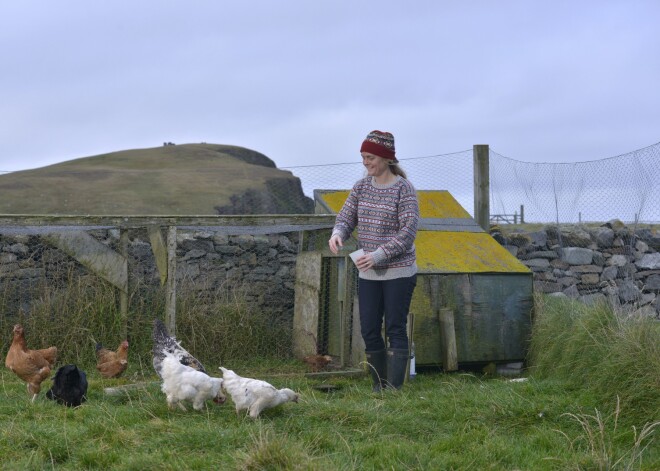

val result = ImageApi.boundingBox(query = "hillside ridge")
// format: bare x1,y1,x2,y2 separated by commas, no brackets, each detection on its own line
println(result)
0,143,312,215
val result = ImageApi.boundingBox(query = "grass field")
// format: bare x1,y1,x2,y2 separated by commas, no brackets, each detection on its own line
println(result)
0,143,307,215
1,296,658,470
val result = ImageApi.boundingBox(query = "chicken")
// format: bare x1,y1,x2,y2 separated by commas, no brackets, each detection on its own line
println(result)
46,364,88,407
96,340,129,378
160,352,225,411
4,324,58,402
152,318,206,379
303,354,333,372
219,366,299,418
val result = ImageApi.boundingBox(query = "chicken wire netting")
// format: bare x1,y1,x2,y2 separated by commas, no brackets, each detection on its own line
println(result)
0,224,325,372
285,142,660,224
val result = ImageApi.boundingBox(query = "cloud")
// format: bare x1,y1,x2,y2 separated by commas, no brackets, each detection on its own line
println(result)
1,1,659,173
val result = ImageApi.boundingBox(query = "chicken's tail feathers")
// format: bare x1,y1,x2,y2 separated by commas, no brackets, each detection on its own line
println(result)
153,318,169,338
219,366,235,377
152,318,175,351
95,343,103,353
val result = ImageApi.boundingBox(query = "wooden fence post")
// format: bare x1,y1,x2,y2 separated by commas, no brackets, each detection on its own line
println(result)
119,228,128,338
473,144,490,231
438,308,458,372
166,226,177,335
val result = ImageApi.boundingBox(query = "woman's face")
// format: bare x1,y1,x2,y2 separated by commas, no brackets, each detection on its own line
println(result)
361,152,390,177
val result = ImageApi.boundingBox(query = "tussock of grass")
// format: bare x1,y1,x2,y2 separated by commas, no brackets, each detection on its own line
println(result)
232,427,323,470
528,294,660,424
559,397,660,470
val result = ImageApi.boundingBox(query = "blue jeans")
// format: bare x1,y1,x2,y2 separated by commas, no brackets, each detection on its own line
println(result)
358,275,417,351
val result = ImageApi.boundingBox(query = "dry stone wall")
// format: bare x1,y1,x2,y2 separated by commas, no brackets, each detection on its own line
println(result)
3,220,659,323
0,229,300,322
492,220,660,319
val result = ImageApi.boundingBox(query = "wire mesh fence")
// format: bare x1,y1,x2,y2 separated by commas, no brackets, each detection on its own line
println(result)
0,220,337,372
488,143,660,224
285,141,660,224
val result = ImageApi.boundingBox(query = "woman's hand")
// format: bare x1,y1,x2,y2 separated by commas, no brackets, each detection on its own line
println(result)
328,234,343,254
355,253,375,271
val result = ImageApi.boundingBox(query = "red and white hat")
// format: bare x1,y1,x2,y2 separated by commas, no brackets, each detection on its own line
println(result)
360,130,397,162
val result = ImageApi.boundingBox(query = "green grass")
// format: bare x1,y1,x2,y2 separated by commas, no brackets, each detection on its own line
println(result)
0,143,306,215
1,278,294,372
1,292,658,469
0,368,656,470
528,294,660,425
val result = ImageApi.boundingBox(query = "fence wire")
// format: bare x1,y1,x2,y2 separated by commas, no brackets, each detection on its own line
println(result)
0,225,328,371
285,142,660,224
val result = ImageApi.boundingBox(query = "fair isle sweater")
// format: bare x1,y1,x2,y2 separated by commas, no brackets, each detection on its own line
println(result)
332,175,419,280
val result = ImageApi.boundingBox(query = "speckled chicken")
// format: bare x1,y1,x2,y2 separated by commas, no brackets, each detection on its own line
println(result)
5,324,58,402
152,318,206,379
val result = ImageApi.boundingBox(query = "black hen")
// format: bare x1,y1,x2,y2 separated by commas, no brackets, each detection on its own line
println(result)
46,364,88,407
152,318,206,379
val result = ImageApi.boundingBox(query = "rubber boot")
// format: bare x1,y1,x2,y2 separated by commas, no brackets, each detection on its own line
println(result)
387,348,409,390
365,349,387,392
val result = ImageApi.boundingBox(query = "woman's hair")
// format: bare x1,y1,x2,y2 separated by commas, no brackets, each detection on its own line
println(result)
389,162,407,179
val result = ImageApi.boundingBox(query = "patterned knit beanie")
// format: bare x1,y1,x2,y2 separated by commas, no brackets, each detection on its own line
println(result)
360,130,397,162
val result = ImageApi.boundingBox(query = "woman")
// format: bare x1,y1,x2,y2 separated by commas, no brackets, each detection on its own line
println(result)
328,130,419,391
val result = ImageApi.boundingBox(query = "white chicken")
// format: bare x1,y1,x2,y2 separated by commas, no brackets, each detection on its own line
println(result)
160,352,225,411
219,367,299,419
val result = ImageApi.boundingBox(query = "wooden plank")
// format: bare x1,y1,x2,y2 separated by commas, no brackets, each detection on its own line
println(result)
439,307,458,371
336,257,347,367
165,226,177,335
304,369,364,379
408,275,442,365
293,251,323,358
104,382,159,396
342,259,357,368
119,228,129,337
43,231,127,293
350,296,365,367
147,225,168,286
0,214,336,228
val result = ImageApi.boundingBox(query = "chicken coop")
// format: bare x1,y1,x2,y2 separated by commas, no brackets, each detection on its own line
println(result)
292,190,534,371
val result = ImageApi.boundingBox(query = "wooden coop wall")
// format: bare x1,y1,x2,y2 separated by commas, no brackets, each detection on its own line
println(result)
294,253,534,370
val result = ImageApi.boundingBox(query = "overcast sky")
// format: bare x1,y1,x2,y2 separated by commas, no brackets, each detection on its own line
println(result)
1,1,659,173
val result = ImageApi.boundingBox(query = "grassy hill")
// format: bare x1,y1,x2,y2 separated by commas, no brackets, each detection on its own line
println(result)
0,143,312,215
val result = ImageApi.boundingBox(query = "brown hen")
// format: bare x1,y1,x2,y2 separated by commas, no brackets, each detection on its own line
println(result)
303,354,333,372
5,324,58,402
95,340,129,378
